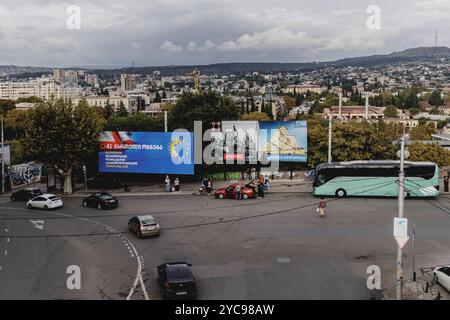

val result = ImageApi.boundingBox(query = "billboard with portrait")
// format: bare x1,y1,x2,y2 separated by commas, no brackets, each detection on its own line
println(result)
258,121,307,162
99,131,194,175
209,121,259,162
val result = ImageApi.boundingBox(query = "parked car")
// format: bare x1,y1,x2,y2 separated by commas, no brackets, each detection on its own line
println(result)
214,183,256,199
10,188,42,201
27,194,63,210
86,174,123,189
433,265,450,292
157,262,197,299
128,215,160,238
82,192,118,210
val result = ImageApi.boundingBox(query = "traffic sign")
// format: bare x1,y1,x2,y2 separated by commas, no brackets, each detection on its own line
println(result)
394,218,409,248
397,149,410,159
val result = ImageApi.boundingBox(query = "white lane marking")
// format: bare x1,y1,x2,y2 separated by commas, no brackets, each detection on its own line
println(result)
30,220,45,230
45,210,149,301
4,250,7,256
4,228,8,233
0,266,2,271
6,238,10,243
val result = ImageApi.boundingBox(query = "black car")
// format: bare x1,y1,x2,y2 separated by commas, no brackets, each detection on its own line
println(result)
157,262,197,299
10,188,42,202
82,192,118,210
86,174,123,190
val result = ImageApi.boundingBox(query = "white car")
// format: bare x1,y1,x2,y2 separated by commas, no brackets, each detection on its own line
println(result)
27,194,63,210
433,266,450,292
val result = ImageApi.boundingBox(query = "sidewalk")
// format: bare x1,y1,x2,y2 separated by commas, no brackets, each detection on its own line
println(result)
0,179,313,198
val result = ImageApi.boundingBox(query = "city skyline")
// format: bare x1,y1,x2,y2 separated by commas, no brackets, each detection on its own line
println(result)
0,0,449,67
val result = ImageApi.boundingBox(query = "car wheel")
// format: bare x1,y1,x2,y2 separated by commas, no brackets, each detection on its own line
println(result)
82,201,87,207
137,231,142,239
10,196,15,202
335,189,347,198
97,204,102,210
44,205,49,210
27,203,32,209
433,273,439,284
242,193,249,199
218,194,224,199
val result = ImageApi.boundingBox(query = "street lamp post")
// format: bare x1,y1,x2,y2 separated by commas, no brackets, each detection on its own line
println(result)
1,117,4,194
396,136,406,300
328,113,332,164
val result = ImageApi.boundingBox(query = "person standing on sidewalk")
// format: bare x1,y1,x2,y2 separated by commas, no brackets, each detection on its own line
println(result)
235,184,242,200
444,171,449,193
165,175,171,192
174,177,180,192
318,197,327,218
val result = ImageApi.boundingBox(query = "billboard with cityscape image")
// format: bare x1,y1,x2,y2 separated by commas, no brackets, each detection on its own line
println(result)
258,121,308,162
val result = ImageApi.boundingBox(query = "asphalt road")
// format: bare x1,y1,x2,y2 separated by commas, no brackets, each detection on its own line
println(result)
1,193,450,300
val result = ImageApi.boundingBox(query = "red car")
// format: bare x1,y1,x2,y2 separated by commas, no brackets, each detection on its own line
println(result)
215,183,256,200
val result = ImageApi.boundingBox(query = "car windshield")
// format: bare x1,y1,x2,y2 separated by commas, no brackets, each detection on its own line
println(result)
167,266,192,281
99,194,114,200
141,218,155,225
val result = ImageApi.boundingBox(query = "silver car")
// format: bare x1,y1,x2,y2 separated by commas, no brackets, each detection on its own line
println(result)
128,215,160,238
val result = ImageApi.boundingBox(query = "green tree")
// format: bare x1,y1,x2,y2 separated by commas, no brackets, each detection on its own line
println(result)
307,121,396,167
168,92,240,131
103,99,114,119
408,142,450,167
410,125,436,140
154,91,162,103
429,90,443,107
384,105,399,118
22,99,104,194
0,99,15,116
241,112,271,121
116,101,128,117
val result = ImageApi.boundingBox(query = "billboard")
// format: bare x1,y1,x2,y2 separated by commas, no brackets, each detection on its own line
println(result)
209,121,258,162
9,162,43,189
99,131,194,175
258,121,308,162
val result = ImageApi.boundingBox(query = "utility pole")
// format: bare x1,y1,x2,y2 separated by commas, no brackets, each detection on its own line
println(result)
164,111,168,133
328,113,332,164
365,93,369,121
1,117,4,194
338,93,342,120
396,136,406,300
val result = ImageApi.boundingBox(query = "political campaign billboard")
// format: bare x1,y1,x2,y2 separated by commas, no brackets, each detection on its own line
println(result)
99,131,194,175
208,121,259,163
258,121,308,162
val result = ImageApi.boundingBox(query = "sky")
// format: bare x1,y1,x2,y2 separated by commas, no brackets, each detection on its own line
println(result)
0,0,449,67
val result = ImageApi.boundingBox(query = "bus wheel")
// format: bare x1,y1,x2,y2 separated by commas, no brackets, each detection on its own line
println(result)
335,189,347,198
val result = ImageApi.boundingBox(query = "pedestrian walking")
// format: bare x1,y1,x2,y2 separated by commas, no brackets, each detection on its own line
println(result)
264,175,270,191
235,184,242,200
174,177,180,192
317,197,326,218
165,175,171,193
444,171,449,193
206,179,213,194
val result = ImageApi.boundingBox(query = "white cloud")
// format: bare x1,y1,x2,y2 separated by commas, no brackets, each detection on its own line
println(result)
160,40,183,53
218,26,322,51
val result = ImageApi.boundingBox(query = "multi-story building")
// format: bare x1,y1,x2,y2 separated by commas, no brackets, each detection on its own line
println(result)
53,68,65,81
322,106,385,121
0,79,81,100
121,74,137,92
285,84,322,95
73,96,137,112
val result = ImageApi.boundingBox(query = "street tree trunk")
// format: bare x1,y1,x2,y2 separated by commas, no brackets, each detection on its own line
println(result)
56,166,73,195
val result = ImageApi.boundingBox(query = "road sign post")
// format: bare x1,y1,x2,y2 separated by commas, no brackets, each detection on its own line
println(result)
396,137,407,300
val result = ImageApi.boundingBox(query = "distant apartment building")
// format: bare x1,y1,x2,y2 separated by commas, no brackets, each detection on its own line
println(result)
285,84,321,95
53,68,65,81
322,106,385,121
121,74,137,92
74,96,137,112
0,79,81,100
85,74,99,87
64,70,79,84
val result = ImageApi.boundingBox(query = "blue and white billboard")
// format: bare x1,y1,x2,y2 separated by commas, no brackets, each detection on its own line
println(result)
99,131,194,175
258,121,308,162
